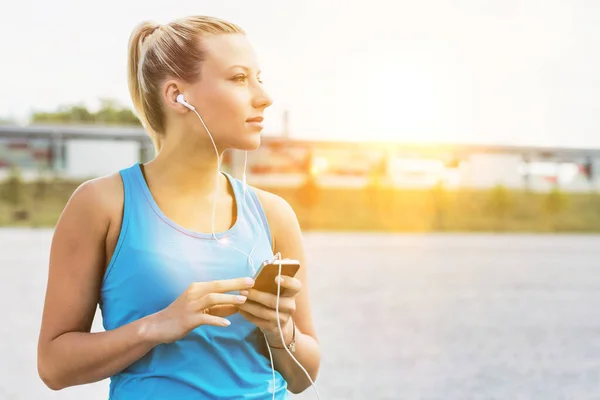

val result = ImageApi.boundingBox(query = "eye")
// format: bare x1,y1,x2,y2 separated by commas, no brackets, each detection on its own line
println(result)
232,74,263,84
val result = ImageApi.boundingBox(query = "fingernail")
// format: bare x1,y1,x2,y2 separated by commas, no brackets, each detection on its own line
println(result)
223,319,231,326
239,290,249,296
245,277,255,286
275,276,284,284
236,295,247,303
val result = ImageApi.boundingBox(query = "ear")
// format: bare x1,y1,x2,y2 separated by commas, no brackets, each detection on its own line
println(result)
162,80,189,114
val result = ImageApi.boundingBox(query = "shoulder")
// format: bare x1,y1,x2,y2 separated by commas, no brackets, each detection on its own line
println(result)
71,172,123,209
251,186,302,252
252,186,299,230
62,171,125,227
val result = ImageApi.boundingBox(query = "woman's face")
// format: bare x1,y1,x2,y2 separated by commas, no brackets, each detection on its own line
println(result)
181,33,273,151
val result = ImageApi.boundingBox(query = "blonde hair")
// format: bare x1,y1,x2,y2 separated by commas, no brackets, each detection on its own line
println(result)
127,16,245,152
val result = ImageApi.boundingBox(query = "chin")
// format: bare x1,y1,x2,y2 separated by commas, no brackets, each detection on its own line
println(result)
234,133,262,151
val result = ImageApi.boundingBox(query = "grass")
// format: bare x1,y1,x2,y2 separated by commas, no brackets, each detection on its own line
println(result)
1,174,600,233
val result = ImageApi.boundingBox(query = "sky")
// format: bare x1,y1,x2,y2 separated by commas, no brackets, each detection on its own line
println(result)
1,0,599,147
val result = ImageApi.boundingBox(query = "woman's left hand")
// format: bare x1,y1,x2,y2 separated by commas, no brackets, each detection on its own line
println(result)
236,275,301,344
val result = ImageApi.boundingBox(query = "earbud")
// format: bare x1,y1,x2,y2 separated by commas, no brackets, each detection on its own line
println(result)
176,94,195,111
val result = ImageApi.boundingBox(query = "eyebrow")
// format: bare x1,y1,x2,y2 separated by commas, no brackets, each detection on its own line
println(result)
227,65,261,74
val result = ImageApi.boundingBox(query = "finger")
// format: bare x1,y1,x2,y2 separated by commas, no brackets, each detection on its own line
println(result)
209,304,239,318
192,313,233,328
245,290,296,313
189,277,255,298
196,293,247,310
273,276,302,297
238,300,291,323
238,310,271,330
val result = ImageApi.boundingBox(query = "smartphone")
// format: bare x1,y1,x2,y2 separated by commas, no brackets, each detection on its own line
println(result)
252,258,301,295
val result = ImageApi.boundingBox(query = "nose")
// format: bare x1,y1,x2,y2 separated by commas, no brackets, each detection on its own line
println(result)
252,85,273,110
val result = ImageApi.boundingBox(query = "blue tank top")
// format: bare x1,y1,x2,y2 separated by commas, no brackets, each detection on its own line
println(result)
99,163,289,399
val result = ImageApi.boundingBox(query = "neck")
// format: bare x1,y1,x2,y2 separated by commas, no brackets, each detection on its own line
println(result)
144,137,225,197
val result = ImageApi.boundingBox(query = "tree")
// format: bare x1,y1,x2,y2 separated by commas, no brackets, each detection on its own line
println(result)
31,99,140,126
95,98,140,125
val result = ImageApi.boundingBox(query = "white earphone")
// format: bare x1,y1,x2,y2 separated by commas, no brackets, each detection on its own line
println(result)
175,93,321,400
176,93,195,111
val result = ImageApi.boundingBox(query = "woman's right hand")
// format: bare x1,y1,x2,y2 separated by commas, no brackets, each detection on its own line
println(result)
143,277,256,344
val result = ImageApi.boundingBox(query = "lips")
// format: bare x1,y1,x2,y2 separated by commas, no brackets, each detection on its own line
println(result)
246,116,264,123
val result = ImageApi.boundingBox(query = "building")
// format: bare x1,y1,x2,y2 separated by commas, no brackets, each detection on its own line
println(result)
1,124,600,192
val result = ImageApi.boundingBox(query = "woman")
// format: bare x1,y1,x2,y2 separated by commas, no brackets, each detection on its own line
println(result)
36,15,321,399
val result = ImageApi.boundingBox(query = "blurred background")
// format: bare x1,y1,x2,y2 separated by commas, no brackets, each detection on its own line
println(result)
2,0,600,399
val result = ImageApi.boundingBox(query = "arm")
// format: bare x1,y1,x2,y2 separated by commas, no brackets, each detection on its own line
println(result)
253,190,321,394
37,176,159,390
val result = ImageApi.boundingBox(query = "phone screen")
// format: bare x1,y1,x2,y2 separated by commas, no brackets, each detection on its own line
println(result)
253,261,300,295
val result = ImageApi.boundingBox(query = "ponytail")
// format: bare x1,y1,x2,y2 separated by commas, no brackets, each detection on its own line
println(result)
127,22,162,151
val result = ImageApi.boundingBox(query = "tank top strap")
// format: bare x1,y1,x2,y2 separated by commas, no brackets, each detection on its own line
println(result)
223,172,274,251
247,187,273,250
222,170,244,206
118,163,149,212
101,163,137,286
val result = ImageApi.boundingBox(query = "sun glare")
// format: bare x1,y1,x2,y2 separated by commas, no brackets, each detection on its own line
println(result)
335,44,471,144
